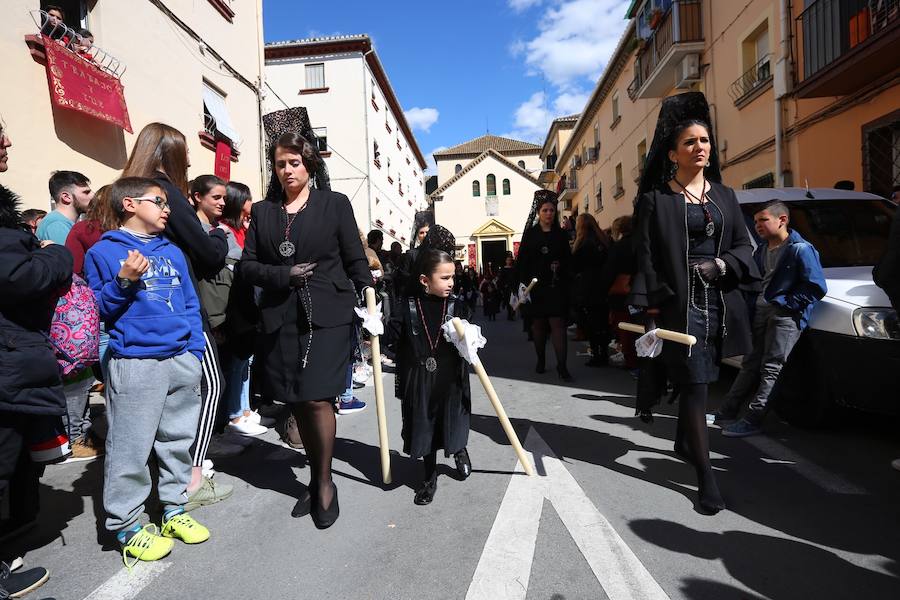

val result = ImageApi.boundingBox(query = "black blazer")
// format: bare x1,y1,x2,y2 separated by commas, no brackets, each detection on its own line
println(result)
629,182,760,361
241,190,371,332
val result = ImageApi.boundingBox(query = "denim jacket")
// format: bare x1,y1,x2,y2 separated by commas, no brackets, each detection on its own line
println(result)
753,229,827,330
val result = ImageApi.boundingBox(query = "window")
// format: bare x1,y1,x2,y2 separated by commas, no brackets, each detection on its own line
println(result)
611,91,620,127
206,0,235,22
387,158,391,181
304,63,325,89
373,140,381,167
595,183,603,212
202,81,241,144
517,160,526,169
733,20,771,104
742,173,775,189
312,127,328,153
593,122,601,149
486,174,497,196
472,180,481,197
455,163,462,174
615,163,624,197
636,139,647,181
502,178,511,195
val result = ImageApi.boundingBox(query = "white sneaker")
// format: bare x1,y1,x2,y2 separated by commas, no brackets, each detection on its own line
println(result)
202,459,215,478
227,417,267,437
380,355,396,368
206,435,245,458
246,410,276,428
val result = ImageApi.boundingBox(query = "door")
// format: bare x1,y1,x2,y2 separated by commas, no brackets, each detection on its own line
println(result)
480,239,507,276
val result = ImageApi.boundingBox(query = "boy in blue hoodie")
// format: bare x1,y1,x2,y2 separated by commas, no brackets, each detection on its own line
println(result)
84,177,210,566
716,200,827,437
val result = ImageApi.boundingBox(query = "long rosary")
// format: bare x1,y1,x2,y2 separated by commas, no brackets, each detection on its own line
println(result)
674,177,714,238
279,200,309,258
416,296,447,373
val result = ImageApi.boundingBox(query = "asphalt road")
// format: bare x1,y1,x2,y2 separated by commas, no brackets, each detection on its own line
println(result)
9,315,900,600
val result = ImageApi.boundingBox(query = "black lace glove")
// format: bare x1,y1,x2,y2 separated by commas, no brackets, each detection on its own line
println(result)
694,260,720,283
289,262,317,288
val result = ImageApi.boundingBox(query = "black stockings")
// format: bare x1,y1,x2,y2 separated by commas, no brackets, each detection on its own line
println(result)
292,399,336,509
531,317,568,370
676,383,724,512
422,451,437,482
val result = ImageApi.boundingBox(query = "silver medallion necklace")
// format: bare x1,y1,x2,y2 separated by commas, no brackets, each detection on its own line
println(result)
279,200,309,258
416,296,447,373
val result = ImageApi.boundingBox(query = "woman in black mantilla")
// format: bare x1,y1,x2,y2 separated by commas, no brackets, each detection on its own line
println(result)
629,92,760,514
241,131,372,528
386,234,473,506
517,189,573,381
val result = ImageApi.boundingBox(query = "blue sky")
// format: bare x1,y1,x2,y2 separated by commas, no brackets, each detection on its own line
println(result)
263,0,631,173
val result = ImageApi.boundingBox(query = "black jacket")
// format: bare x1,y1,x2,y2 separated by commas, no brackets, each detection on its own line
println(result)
241,190,372,332
0,184,73,415
874,204,900,310
629,183,760,362
571,232,609,308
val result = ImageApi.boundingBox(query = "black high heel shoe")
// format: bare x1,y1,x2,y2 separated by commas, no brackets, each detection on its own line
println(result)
291,484,313,518
414,474,437,505
535,356,546,374
557,366,573,382
311,483,340,529
454,448,472,480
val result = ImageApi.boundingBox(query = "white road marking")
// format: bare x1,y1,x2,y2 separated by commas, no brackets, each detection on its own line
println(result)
466,427,671,600
83,562,171,600
743,435,867,495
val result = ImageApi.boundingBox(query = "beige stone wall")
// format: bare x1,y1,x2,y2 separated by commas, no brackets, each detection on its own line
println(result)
2,0,264,210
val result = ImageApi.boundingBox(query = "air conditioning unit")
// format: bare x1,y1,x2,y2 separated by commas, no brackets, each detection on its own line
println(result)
675,53,701,89
587,147,599,163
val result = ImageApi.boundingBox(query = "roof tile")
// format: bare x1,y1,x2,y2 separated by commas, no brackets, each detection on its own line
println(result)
433,134,541,157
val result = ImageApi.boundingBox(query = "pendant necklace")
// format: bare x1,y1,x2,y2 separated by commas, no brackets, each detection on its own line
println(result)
675,178,715,238
279,199,309,258
416,296,447,373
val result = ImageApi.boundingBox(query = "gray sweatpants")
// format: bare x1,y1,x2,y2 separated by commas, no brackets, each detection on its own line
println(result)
720,303,802,424
104,353,202,533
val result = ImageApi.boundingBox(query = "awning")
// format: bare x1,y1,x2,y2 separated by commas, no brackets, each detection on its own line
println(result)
203,85,241,145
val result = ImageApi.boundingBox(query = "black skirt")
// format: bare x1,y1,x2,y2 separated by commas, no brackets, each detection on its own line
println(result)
663,278,721,385
257,292,352,403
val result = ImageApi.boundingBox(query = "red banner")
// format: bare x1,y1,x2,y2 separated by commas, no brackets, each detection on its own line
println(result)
214,140,231,181
42,34,132,133
468,243,477,269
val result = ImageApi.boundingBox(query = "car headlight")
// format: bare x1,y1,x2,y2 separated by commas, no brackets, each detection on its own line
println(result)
853,308,900,340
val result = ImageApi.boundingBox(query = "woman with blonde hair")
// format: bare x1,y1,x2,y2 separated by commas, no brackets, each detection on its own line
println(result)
571,212,611,367
121,122,233,508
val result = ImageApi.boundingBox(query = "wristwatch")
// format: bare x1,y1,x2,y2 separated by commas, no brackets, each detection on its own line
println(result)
116,276,135,289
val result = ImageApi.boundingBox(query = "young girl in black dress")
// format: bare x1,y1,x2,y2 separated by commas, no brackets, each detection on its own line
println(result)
387,248,473,505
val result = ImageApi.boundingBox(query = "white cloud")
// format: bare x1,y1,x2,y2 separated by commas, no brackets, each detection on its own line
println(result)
508,0,544,11
425,146,448,176
504,0,630,143
404,107,440,133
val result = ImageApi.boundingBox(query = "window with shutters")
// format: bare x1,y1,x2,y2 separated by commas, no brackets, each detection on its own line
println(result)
304,63,325,90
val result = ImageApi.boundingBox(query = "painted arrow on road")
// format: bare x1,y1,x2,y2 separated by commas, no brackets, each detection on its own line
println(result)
466,427,671,600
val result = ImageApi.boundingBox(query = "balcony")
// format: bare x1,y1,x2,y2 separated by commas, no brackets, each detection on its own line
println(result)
558,170,579,205
729,55,773,107
796,0,900,98
628,0,704,100
26,10,126,79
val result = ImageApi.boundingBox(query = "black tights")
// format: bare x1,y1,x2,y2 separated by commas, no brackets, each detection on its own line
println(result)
291,399,336,509
422,451,437,482
675,383,724,510
531,317,568,370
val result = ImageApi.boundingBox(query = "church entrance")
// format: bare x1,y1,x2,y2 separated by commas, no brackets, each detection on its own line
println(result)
480,239,507,276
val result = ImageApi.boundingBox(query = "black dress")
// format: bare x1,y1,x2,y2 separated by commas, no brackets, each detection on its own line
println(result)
516,226,571,318
241,190,371,403
629,183,761,384
386,294,471,459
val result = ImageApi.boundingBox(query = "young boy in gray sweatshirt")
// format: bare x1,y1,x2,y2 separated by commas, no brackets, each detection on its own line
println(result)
84,177,211,567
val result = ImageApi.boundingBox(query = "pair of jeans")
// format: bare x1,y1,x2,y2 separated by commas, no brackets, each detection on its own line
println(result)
338,326,360,403
63,373,94,442
720,303,802,423
222,352,252,420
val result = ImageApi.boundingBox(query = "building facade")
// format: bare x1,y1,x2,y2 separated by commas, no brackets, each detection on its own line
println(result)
555,0,900,228
5,0,266,210
264,35,428,248
538,114,579,215
431,135,542,272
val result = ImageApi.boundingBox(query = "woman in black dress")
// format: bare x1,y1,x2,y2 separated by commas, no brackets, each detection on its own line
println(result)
629,92,759,514
517,190,573,381
241,132,372,528
571,213,611,367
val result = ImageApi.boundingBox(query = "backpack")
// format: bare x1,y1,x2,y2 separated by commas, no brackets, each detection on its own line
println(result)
49,274,100,377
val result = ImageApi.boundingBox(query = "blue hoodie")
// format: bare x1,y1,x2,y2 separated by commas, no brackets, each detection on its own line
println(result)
84,229,205,361
752,229,828,330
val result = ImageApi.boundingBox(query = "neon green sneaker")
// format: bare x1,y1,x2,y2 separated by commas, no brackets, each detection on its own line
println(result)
161,513,210,544
121,525,174,569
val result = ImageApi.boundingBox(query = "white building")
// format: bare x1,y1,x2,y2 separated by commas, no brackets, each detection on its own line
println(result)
264,35,427,248
431,135,542,273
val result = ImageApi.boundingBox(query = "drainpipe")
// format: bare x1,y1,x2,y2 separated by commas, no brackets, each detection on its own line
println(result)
362,48,375,230
775,0,793,187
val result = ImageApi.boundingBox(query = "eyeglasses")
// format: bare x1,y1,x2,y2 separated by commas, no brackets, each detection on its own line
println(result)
130,196,169,210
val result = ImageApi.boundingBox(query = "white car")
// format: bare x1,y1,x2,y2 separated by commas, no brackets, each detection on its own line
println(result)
732,187,898,426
